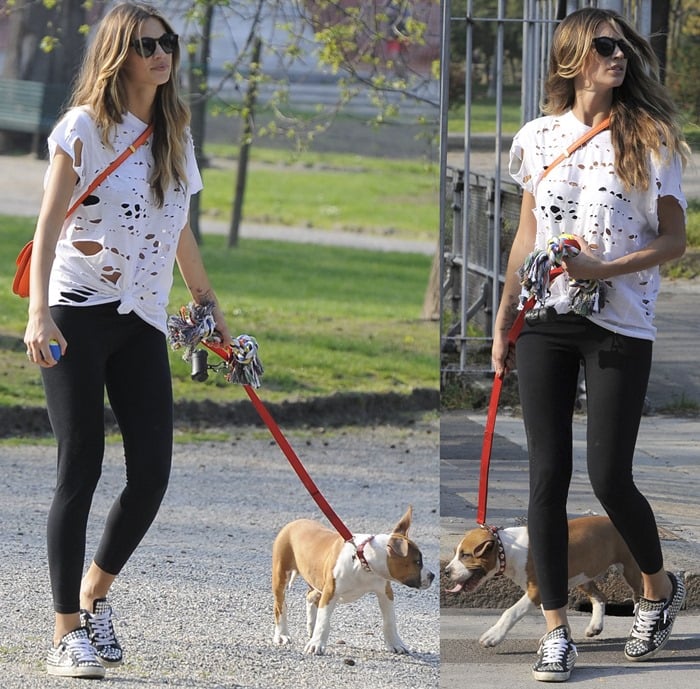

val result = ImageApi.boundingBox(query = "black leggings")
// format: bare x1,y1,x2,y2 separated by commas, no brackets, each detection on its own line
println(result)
42,303,173,614
516,315,662,610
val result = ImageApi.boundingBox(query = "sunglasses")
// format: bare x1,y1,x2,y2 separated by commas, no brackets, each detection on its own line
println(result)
592,36,629,58
130,32,178,58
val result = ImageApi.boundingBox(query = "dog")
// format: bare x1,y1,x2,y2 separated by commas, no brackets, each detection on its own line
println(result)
445,515,641,647
272,505,434,655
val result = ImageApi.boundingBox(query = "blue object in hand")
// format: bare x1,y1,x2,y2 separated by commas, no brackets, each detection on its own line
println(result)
49,342,61,361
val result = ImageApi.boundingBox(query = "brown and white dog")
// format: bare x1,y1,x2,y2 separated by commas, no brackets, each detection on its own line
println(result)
445,515,641,647
272,506,434,655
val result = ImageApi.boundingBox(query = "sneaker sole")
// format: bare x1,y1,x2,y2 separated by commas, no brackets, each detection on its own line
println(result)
47,664,106,679
532,668,572,682
98,655,124,667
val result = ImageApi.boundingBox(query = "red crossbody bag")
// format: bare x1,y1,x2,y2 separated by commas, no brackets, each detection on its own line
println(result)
12,123,153,298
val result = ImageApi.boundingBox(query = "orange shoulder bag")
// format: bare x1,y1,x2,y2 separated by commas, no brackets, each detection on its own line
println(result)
12,123,153,298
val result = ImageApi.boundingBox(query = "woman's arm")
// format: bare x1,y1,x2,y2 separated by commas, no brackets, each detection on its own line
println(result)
491,190,537,378
175,223,232,344
24,147,79,366
565,195,686,279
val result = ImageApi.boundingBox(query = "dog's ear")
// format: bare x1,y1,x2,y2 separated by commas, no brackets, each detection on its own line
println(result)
473,539,495,558
387,535,410,558
392,505,413,537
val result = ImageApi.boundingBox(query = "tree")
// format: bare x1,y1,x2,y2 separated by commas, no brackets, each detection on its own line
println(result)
1,0,440,235
666,0,700,122
173,0,438,244
0,0,94,150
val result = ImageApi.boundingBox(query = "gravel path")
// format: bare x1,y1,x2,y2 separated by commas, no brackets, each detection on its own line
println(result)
0,420,439,688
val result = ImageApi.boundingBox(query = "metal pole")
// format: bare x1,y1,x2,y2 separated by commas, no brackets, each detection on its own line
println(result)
459,0,475,371
489,0,507,340
438,0,452,338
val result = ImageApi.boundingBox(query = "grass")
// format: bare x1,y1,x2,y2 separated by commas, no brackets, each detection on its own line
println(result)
448,94,522,134
0,217,437,409
200,147,439,242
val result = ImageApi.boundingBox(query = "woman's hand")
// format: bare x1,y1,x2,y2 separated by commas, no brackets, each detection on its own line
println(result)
24,314,66,367
562,234,606,280
212,304,233,347
492,329,516,379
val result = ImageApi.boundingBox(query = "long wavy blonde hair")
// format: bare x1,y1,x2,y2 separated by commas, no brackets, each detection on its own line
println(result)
69,2,190,207
542,7,689,191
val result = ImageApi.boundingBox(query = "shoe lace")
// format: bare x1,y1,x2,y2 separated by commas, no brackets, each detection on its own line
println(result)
89,610,117,647
630,605,663,641
541,636,576,664
68,634,98,664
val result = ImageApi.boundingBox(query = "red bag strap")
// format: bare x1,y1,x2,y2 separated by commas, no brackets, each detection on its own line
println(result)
538,116,610,183
64,123,154,219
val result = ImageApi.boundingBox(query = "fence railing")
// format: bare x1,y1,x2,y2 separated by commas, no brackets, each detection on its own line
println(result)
439,0,652,379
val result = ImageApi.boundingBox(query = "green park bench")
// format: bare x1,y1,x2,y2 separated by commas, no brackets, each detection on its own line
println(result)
0,78,68,156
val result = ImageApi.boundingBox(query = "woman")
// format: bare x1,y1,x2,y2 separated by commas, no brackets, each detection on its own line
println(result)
23,3,232,679
492,7,688,683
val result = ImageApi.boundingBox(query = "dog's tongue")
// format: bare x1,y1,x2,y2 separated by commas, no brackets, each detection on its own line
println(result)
445,582,465,594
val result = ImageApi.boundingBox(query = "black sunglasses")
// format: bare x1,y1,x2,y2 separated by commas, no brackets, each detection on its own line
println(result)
130,32,178,58
592,36,629,58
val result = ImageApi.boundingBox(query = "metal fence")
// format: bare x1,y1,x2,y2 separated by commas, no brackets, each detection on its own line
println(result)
439,0,652,378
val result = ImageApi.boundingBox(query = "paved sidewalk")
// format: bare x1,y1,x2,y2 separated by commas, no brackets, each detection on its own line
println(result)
440,409,700,686
0,153,435,255
441,608,699,688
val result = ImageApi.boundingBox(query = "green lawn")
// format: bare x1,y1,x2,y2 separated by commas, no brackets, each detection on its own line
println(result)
0,218,437,409
200,147,439,243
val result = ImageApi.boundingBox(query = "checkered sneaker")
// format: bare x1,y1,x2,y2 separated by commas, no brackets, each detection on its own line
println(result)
532,625,578,682
46,627,105,678
80,598,124,666
625,571,686,661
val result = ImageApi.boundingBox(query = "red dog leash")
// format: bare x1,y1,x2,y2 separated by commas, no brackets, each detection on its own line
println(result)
476,266,565,525
195,337,355,543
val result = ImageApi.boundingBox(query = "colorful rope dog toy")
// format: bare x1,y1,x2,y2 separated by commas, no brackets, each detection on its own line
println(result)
167,302,264,388
518,234,602,315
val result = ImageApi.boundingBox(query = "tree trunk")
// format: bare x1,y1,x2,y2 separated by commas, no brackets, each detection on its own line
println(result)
229,36,262,248
422,249,441,321
188,2,215,244
650,0,670,81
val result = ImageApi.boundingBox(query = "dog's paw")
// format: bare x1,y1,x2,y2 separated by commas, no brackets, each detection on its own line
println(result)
303,639,326,655
584,622,604,638
479,626,506,647
386,641,410,654
273,632,292,646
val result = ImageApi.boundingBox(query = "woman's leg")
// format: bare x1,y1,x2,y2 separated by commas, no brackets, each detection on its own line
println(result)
516,321,582,613
42,306,113,642
581,326,668,596
87,315,173,586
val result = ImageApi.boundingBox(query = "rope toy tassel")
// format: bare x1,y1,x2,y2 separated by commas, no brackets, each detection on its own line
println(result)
167,302,218,361
227,335,264,388
518,234,602,315
166,302,264,388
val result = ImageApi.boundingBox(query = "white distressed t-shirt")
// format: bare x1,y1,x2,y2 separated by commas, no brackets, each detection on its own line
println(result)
509,110,686,341
46,106,203,334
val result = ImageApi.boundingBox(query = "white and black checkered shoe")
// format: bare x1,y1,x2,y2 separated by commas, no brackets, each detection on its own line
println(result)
532,625,577,682
80,598,123,666
624,571,686,661
47,627,105,678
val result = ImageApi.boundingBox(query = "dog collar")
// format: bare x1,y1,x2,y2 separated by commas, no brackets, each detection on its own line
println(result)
483,525,507,577
353,536,374,572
